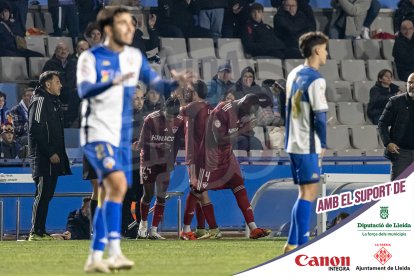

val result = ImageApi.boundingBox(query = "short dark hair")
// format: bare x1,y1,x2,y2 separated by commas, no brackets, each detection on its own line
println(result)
39,71,60,87
165,97,181,116
299,31,329,58
20,87,34,98
194,80,208,99
377,69,393,81
97,7,131,33
250,3,264,12
0,91,6,100
84,22,101,38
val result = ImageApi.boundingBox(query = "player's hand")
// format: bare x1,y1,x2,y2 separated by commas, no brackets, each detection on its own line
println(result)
387,143,400,154
113,72,135,85
157,143,171,151
239,118,257,133
171,69,195,87
49,153,60,164
132,141,140,151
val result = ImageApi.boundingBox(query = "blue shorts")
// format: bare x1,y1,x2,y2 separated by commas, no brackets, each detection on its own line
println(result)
288,153,321,185
83,141,132,186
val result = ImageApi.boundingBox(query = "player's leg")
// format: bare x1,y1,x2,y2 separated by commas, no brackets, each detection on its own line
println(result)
284,156,300,253
148,170,170,240
198,191,221,239
194,201,207,238
181,188,201,240
90,179,99,221
138,166,156,239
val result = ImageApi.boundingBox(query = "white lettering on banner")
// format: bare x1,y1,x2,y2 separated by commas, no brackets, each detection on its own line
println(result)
316,180,406,213
0,174,34,183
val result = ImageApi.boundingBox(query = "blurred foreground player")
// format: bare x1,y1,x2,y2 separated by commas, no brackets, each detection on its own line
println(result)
77,7,193,273
284,31,329,253
189,93,270,239
137,97,184,240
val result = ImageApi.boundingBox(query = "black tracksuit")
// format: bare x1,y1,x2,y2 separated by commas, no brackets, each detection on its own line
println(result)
28,86,72,235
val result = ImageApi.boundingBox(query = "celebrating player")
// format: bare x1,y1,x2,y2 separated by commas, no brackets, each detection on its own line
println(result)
77,7,193,273
137,97,184,240
180,80,221,240
284,31,329,253
187,93,270,239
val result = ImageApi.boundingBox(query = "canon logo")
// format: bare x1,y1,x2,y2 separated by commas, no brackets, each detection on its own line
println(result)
295,255,350,267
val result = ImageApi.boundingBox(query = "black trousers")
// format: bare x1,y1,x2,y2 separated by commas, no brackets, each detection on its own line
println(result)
391,149,414,181
121,168,143,236
30,175,58,235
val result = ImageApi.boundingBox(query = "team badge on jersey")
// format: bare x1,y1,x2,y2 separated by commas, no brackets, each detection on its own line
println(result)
101,70,110,82
102,60,111,66
103,156,116,169
214,120,221,128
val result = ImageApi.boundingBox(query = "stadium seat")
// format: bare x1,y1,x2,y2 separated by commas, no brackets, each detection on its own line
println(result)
353,39,382,60
0,83,21,107
0,57,28,82
365,149,384,156
249,149,279,165
256,59,284,80
327,102,338,126
363,103,373,125
353,81,375,104
337,102,366,125
319,59,340,81
253,126,266,149
283,59,304,76
188,38,216,59
340,60,367,82
160,37,188,62
393,81,407,92
25,36,47,56
350,125,379,150
29,57,49,79
64,128,80,148
201,58,227,80
33,12,54,34
381,39,394,61
328,39,354,60
327,125,351,150
233,150,248,164
366,60,393,81
165,58,200,78
26,12,34,29
371,17,394,35
326,80,353,102
262,10,275,27
232,59,256,80
217,38,245,59
47,37,74,56
335,149,365,164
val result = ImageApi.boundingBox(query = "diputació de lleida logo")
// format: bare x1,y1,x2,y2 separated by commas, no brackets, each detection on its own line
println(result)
380,206,389,219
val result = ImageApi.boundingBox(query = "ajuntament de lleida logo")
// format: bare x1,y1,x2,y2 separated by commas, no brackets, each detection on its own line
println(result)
380,206,389,219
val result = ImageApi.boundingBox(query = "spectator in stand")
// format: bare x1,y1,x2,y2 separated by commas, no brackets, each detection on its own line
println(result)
229,66,262,100
360,0,381,39
223,90,236,101
143,88,165,117
84,22,103,47
0,122,22,158
6,87,33,145
0,3,43,58
367,69,401,125
273,0,315,53
394,0,414,34
197,0,228,38
71,40,90,60
261,79,286,126
206,63,234,107
222,0,253,38
48,0,79,44
329,0,371,39
131,14,160,62
0,91,8,125
42,42,78,127
154,0,213,38
271,0,316,30
5,0,28,36
393,19,414,82
76,0,98,35
65,197,91,240
241,3,288,59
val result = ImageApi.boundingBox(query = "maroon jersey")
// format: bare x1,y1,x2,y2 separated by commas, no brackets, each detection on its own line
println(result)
139,111,184,168
181,101,212,165
199,101,240,171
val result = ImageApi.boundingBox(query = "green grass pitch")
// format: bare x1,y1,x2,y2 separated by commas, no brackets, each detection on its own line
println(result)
0,238,286,275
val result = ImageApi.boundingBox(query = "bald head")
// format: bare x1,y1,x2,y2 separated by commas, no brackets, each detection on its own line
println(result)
400,20,414,40
407,73,414,97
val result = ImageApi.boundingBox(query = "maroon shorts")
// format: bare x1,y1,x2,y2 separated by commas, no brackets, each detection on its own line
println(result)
194,163,244,192
140,164,170,186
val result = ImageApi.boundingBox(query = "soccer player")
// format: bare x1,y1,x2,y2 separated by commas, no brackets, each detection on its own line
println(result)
180,80,221,240
284,31,329,253
77,7,192,273
188,93,270,239
137,97,184,240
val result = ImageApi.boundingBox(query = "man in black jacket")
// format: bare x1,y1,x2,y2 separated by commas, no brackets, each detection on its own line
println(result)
378,73,414,181
28,71,72,241
393,19,414,82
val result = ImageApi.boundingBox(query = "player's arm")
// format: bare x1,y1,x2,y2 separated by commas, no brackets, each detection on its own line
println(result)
308,78,328,148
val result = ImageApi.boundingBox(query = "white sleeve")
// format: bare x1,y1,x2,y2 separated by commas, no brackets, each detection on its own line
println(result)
76,50,97,86
308,78,328,113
